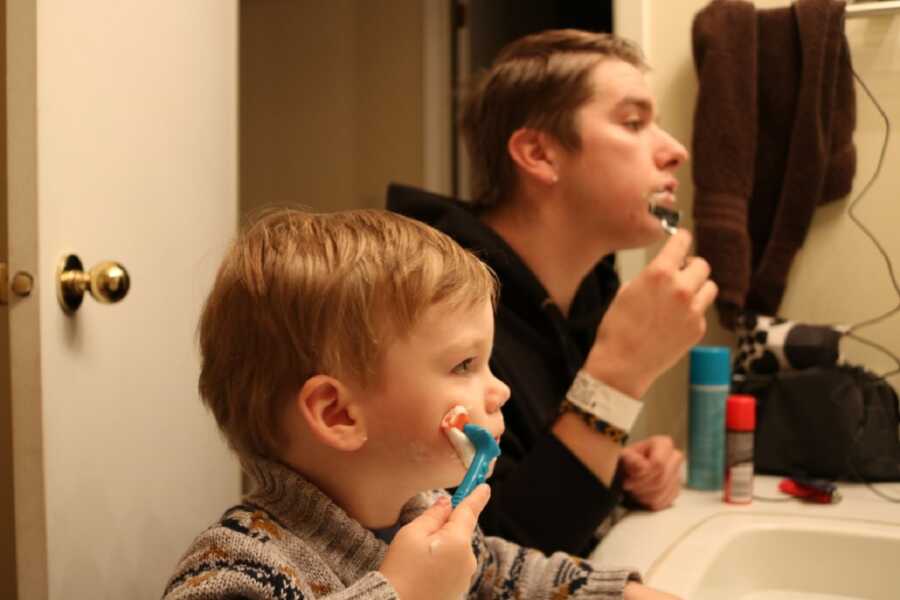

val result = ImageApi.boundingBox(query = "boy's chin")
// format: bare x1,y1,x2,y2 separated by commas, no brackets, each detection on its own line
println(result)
437,458,498,490
435,464,468,490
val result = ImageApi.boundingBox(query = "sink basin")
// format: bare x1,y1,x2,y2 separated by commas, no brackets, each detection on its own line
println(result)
644,513,900,599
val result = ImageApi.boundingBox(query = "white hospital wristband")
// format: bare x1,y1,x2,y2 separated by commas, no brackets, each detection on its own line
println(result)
565,370,643,433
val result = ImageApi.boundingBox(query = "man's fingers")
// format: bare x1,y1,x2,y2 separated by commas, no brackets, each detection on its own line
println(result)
624,467,662,491
620,446,650,475
692,279,719,312
640,450,684,498
651,230,693,271
679,256,711,292
443,484,491,536
623,437,682,492
648,471,681,510
621,450,656,492
665,446,685,478
646,436,674,463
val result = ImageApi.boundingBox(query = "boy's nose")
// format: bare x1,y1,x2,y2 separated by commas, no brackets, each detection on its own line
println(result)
485,375,511,414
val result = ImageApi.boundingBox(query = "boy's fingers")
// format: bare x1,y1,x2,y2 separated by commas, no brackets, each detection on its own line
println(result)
444,484,491,535
406,496,453,535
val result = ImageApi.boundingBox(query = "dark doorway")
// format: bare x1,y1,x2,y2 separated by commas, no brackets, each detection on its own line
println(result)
452,0,613,197
467,0,612,75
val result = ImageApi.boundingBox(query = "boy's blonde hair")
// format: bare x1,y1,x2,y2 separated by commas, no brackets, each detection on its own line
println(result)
461,29,646,209
198,208,498,460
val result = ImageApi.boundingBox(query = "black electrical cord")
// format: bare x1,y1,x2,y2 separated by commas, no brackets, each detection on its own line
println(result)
842,66,900,380
835,65,900,502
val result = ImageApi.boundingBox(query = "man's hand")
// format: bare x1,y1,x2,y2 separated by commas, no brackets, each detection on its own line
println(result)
379,484,490,600
620,436,683,510
584,230,717,399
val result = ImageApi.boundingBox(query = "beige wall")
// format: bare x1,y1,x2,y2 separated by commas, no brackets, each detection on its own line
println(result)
240,0,426,216
622,1,900,446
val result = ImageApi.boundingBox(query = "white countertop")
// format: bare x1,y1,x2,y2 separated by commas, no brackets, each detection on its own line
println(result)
590,475,900,574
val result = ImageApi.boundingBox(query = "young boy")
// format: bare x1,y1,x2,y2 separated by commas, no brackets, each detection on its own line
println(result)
163,208,680,599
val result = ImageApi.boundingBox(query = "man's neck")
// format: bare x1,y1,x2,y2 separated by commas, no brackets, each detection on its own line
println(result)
482,197,612,317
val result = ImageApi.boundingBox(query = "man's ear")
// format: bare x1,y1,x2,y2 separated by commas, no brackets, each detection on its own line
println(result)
508,128,560,186
296,374,367,452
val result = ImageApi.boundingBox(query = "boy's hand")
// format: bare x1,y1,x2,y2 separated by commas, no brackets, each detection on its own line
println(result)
379,484,490,600
585,230,717,399
624,581,683,600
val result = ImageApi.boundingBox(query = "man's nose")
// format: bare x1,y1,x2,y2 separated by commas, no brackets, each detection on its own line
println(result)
656,128,689,170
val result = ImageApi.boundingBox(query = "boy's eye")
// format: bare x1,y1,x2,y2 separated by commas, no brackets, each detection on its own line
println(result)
452,358,475,374
624,119,644,131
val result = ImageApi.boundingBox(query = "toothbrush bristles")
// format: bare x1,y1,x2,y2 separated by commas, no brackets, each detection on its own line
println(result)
648,202,680,235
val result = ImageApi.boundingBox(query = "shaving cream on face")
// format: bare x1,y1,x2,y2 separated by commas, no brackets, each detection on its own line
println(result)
441,406,476,468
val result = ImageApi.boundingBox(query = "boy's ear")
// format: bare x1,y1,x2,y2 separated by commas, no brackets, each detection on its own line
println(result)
296,374,367,452
508,128,560,186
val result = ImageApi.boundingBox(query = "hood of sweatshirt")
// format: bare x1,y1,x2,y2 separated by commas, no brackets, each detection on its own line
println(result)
386,183,619,370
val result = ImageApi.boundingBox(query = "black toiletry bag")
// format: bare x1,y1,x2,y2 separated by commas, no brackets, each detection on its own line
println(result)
733,364,900,482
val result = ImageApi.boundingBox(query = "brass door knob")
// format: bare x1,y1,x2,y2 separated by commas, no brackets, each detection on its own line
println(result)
56,254,130,314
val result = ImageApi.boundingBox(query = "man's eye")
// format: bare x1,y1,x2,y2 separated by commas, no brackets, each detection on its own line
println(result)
452,358,475,374
625,119,644,131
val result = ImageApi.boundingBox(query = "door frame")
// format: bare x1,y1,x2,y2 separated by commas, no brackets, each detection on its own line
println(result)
1,0,17,596
422,0,453,196
4,0,50,598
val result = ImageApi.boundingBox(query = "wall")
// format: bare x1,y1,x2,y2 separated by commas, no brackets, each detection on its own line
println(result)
618,1,900,446
240,0,427,216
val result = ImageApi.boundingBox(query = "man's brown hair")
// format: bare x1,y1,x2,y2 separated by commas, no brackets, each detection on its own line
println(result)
461,29,646,208
198,208,497,461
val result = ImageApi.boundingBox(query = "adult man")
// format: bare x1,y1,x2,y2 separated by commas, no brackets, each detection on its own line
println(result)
389,30,717,556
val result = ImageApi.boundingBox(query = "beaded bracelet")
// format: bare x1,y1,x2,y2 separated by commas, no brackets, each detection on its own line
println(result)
561,370,644,445
559,399,630,445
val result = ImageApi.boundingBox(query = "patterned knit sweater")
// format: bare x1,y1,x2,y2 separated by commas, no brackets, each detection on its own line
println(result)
163,458,640,599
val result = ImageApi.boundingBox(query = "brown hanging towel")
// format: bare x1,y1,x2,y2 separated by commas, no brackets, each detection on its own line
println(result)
691,0,857,329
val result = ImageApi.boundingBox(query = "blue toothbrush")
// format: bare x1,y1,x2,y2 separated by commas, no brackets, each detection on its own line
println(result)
451,423,501,507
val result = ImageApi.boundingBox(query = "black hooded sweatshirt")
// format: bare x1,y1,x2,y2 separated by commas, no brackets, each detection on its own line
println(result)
387,183,624,557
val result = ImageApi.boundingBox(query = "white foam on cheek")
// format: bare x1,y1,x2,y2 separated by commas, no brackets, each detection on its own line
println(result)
446,427,475,469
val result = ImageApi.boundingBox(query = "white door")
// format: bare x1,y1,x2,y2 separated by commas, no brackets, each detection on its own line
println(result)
4,2,241,599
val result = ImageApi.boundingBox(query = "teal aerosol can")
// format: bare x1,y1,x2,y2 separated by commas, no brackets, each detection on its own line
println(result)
688,346,731,490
